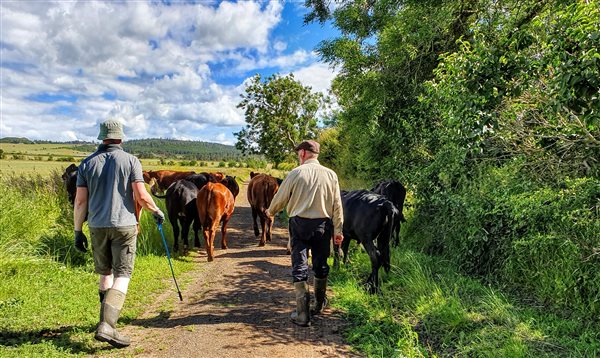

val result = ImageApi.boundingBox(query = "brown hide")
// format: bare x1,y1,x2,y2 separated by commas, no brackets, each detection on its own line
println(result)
143,170,195,193
247,174,280,246
196,182,235,262
207,172,225,182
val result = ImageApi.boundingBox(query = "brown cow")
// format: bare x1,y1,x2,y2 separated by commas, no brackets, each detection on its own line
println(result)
247,172,283,247
143,170,196,195
196,182,235,262
204,172,225,182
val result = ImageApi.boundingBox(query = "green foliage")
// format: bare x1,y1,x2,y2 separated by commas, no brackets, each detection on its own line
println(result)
276,162,296,171
122,138,242,161
178,160,197,166
0,137,34,144
235,73,327,167
406,161,600,316
0,173,63,261
427,1,600,179
244,157,267,169
307,0,599,321
331,247,600,357
0,173,195,356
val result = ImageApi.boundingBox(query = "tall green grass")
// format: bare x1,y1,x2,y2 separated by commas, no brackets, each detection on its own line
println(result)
406,162,600,318
0,173,196,356
330,244,600,357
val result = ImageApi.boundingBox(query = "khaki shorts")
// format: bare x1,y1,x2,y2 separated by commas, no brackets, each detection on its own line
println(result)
90,226,137,278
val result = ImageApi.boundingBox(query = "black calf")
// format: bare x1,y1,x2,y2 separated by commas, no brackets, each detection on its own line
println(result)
154,174,212,252
371,180,406,246
336,190,399,293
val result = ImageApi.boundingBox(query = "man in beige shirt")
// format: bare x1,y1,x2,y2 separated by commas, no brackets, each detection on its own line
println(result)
267,140,344,327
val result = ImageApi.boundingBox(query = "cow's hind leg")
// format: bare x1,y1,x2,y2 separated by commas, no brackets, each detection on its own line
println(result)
169,213,180,252
341,236,352,265
266,215,273,242
362,238,381,294
220,215,230,249
180,216,192,253
203,226,215,262
251,207,260,238
258,215,267,246
192,218,201,249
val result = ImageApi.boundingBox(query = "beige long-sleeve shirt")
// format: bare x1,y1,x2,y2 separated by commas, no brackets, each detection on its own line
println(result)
268,158,344,235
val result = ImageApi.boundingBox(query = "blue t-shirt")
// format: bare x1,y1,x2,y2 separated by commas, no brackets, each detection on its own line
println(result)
76,144,144,228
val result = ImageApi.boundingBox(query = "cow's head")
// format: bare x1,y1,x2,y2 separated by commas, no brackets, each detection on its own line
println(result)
62,164,78,182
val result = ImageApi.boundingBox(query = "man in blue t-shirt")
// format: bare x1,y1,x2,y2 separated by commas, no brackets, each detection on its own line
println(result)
74,118,164,348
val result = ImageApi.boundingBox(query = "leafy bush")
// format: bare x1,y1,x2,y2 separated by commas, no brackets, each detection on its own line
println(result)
277,162,296,171
245,157,267,169
406,162,600,316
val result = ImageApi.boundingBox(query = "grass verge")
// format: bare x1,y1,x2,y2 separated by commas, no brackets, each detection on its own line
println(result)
329,247,600,357
0,254,196,357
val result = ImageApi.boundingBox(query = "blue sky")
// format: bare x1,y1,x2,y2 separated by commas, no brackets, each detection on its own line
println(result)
0,1,339,144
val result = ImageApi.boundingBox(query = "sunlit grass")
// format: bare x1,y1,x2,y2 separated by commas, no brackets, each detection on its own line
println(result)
329,245,600,357
0,173,197,356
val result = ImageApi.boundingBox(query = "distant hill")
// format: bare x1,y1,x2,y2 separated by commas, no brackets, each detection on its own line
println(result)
122,138,242,161
0,137,242,161
0,137,34,144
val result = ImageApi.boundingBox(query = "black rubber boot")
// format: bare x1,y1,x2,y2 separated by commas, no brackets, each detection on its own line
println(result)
94,288,131,348
311,277,328,315
290,281,310,327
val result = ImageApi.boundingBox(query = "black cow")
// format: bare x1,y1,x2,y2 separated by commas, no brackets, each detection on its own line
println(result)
220,175,240,199
62,164,79,205
335,190,399,293
371,180,406,246
153,173,213,252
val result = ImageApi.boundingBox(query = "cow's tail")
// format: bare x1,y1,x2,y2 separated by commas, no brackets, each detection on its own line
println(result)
151,191,167,199
150,180,167,198
203,187,213,226
378,201,395,273
262,181,276,217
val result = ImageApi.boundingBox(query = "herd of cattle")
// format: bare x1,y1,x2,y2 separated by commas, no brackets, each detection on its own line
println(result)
62,165,406,292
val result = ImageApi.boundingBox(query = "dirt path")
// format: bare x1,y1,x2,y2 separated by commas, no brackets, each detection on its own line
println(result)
102,182,361,357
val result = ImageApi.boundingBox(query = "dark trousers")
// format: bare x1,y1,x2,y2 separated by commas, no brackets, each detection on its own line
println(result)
289,217,332,282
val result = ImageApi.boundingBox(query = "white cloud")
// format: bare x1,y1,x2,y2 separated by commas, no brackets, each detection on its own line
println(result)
0,1,334,143
290,61,338,94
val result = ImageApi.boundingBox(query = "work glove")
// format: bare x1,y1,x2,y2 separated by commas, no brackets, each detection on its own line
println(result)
74,230,88,252
153,209,165,225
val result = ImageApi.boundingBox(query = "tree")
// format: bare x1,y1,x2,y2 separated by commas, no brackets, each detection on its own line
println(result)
235,73,326,168
304,0,480,181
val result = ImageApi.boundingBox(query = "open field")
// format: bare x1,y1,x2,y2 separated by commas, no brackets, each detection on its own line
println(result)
0,143,89,157
0,143,286,178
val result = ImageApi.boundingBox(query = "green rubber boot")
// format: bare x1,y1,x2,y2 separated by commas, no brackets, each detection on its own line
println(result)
94,288,131,348
290,281,310,327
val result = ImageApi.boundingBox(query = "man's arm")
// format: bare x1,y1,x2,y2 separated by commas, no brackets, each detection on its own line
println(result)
267,174,294,216
132,181,161,213
332,178,344,245
73,186,89,252
74,187,88,231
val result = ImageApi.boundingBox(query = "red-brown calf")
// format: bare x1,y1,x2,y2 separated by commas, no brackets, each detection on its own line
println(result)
143,170,195,194
196,182,235,262
247,172,283,247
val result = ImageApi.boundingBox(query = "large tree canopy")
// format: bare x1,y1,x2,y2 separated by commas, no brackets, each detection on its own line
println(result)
235,74,326,167
304,0,600,320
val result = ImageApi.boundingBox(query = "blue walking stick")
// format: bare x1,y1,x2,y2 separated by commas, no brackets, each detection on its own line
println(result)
157,223,183,301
